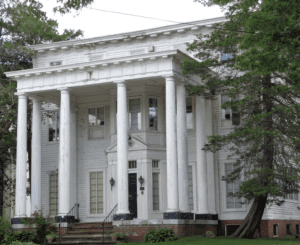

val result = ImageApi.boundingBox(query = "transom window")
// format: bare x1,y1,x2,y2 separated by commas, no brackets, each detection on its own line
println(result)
225,163,242,209
48,111,59,142
152,160,159,168
186,98,193,130
221,94,240,126
149,98,158,130
129,161,137,169
90,172,103,214
129,99,141,131
49,172,58,216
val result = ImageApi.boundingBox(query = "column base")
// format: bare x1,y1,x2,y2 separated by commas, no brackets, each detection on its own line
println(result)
163,212,194,220
113,213,134,221
195,214,218,220
55,215,75,223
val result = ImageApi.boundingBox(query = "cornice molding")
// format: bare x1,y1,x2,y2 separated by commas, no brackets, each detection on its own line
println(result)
22,16,227,53
5,49,191,78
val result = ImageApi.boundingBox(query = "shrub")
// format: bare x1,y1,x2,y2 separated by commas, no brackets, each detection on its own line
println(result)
3,231,37,244
206,230,216,238
144,228,178,243
9,242,38,245
0,210,13,242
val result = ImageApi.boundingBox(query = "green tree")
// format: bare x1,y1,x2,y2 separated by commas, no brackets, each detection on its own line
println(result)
181,0,300,239
0,0,83,211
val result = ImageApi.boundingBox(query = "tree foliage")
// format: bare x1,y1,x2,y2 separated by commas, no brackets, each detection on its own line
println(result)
0,0,83,210
182,0,300,239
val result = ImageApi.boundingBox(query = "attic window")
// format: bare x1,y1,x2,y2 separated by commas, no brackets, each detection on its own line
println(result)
50,61,62,66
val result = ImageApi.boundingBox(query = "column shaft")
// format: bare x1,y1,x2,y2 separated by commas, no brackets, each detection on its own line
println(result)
176,83,190,213
15,94,27,218
165,76,179,212
58,89,71,216
196,96,209,214
31,99,42,214
116,81,130,215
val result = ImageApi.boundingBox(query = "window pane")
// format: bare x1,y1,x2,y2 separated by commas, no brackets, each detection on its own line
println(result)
188,165,194,211
129,99,141,131
56,111,60,141
97,107,104,126
48,114,55,142
129,99,140,112
186,98,193,129
88,108,96,126
221,95,231,120
152,173,159,211
149,98,158,130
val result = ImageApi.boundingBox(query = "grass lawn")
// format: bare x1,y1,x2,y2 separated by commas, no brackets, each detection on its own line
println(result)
125,236,300,245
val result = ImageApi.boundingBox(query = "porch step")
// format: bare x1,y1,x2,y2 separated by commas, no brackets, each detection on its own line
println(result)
74,222,113,228
48,241,116,245
62,234,112,241
68,229,113,235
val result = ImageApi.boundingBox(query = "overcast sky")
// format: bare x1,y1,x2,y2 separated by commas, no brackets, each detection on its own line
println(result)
40,0,224,39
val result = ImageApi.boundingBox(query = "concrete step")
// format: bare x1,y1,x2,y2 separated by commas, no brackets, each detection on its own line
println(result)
71,226,113,231
68,230,113,235
62,234,112,241
48,241,117,245
74,222,112,228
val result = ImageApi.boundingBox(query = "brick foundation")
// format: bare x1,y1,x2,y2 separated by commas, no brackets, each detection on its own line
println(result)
113,224,217,242
220,220,300,238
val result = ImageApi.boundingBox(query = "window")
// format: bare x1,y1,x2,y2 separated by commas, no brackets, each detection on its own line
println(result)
221,94,240,126
149,98,158,130
188,165,194,211
48,111,59,141
88,107,105,139
129,99,141,131
129,161,137,169
273,224,278,236
296,224,299,235
49,172,58,216
186,98,193,130
90,172,103,214
286,224,291,235
225,163,242,209
152,160,159,168
220,46,236,64
152,173,159,211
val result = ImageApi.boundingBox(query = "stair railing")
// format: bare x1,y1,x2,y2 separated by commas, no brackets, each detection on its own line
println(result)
102,204,118,244
58,203,79,245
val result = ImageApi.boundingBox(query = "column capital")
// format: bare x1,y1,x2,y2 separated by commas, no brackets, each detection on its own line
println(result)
163,75,175,81
57,87,72,93
15,92,28,98
114,80,127,86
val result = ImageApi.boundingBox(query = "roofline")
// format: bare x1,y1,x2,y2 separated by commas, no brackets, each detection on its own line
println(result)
28,16,227,51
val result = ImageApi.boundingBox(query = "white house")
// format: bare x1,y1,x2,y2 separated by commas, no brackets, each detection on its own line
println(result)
5,16,300,238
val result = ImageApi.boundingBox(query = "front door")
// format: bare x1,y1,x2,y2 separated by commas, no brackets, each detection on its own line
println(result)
128,173,137,218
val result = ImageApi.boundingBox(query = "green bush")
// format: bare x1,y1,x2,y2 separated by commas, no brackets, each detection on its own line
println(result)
144,228,178,243
3,231,37,244
0,211,13,242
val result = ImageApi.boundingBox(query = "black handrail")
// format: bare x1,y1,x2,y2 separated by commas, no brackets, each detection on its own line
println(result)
102,204,118,244
58,203,79,245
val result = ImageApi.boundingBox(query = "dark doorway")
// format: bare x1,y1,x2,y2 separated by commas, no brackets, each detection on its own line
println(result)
226,225,240,236
128,173,137,218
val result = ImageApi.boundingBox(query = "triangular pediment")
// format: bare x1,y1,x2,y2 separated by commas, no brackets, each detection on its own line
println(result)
105,135,148,154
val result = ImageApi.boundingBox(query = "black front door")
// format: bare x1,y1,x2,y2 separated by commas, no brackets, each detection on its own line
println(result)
128,173,137,218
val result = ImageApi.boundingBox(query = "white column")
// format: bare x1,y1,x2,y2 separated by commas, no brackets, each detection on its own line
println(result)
165,76,179,212
176,82,190,213
196,96,209,214
115,81,130,215
15,93,28,218
58,88,71,216
31,97,42,215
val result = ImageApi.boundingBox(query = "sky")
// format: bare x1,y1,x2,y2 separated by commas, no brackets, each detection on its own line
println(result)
40,0,225,39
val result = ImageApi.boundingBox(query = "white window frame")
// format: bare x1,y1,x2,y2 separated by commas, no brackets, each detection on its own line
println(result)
148,97,159,132
151,160,162,213
186,97,194,131
47,111,60,143
87,106,105,140
221,160,246,212
219,94,240,129
86,169,106,218
273,223,279,237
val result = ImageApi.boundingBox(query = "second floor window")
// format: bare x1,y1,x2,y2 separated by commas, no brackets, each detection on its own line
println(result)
48,111,59,142
149,98,158,130
129,99,141,131
221,94,240,126
88,107,104,126
186,98,193,130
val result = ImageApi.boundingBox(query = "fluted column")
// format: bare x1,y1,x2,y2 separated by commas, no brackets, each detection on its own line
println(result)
196,96,209,214
115,81,130,217
164,76,179,213
31,97,42,215
176,82,190,213
15,93,28,218
58,88,71,217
